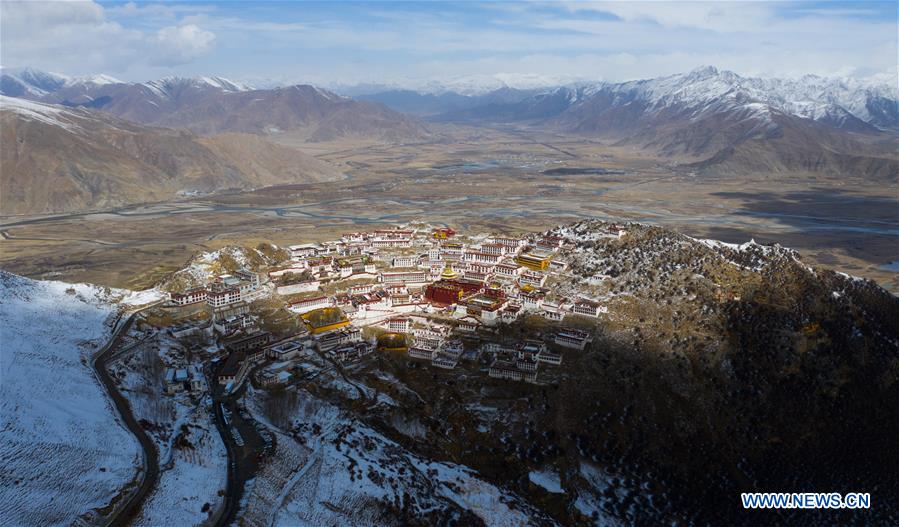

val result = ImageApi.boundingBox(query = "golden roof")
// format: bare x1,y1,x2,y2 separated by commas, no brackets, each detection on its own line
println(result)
302,307,348,328
440,264,458,280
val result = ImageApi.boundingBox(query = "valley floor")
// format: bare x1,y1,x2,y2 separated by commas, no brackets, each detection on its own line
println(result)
1,127,896,292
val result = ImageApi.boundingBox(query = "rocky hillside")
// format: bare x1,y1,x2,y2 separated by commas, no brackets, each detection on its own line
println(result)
161,244,287,293
0,96,342,215
303,220,899,525
548,221,898,523
3,219,896,525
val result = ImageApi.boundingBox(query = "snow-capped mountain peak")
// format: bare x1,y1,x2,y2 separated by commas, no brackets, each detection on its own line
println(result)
139,75,251,99
67,74,123,87
197,76,252,92
0,68,253,101
552,66,898,131
0,67,70,97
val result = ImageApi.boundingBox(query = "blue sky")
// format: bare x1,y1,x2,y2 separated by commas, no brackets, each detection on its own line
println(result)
1,1,896,87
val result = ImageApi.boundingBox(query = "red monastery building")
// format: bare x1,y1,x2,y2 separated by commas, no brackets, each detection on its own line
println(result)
425,279,483,305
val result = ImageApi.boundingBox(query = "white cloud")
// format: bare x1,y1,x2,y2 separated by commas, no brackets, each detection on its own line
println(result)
152,24,216,65
1,0,106,27
0,1,216,74
180,15,307,33
560,1,775,32
0,0,894,86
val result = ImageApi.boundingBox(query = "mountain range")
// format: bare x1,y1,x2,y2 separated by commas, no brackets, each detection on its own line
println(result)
1,68,429,142
347,67,896,122
398,66,898,178
1,66,897,216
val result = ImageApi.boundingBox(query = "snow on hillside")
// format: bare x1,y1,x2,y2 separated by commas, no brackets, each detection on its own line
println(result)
0,94,84,131
133,410,226,527
198,76,250,91
108,334,226,526
242,389,548,526
165,245,274,292
0,271,140,526
120,287,166,307
68,73,123,86
141,75,251,98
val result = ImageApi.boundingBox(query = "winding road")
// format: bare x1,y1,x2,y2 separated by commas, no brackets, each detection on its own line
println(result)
91,313,160,527
93,303,266,527
209,362,270,527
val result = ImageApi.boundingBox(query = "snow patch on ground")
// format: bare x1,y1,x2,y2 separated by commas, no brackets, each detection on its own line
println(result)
119,288,165,307
529,469,564,493
573,463,627,526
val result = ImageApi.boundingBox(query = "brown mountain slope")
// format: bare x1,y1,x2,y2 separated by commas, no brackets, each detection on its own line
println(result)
150,85,429,142
685,113,899,180
0,97,342,215
198,133,341,182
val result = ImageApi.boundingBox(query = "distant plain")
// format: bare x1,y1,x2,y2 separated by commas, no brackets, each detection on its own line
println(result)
2,124,896,292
